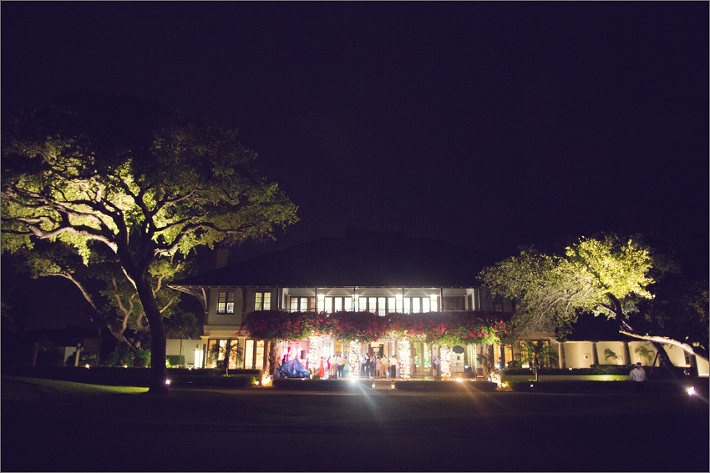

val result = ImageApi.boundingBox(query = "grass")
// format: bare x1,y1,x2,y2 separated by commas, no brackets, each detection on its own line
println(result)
4,375,705,426
3,375,148,397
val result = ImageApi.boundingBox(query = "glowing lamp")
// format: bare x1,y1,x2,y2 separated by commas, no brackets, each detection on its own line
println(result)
687,386,695,396
391,383,395,389
456,378,463,383
85,364,90,369
165,379,171,385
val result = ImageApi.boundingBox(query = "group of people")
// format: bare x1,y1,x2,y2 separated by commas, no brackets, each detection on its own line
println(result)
318,355,347,379
361,354,400,379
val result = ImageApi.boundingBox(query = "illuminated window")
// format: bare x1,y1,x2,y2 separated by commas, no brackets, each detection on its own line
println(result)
290,296,315,312
207,339,240,369
254,291,271,311
217,291,235,314
403,297,433,314
244,339,254,368
388,297,396,313
423,297,431,312
369,297,377,314
319,297,352,312
358,297,396,315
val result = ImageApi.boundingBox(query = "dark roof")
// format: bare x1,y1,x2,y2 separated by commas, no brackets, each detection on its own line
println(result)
173,231,493,288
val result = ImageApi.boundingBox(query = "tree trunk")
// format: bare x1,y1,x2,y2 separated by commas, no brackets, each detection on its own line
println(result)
134,273,168,394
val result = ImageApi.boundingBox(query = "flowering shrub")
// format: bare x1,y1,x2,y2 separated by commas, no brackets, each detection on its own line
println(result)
243,310,509,344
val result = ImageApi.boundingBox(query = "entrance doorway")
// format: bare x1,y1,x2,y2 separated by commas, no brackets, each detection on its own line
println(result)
410,342,432,377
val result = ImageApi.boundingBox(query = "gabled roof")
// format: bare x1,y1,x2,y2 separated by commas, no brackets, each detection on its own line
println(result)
172,231,493,288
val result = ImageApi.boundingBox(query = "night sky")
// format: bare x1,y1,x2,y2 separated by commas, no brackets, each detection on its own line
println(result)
2,3,708,328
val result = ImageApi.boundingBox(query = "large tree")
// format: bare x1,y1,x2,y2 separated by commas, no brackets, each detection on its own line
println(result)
1,96,298,393
6,240,186,349
480,234,708,367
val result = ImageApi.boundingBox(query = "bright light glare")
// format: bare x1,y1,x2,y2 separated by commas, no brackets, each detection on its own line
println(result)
456,378,463,383
391,383,395,389
84,364,90,369
165,379,171,385
687,386,695,396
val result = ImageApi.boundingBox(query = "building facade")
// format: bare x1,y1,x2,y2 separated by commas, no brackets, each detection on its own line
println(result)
171,230,514,378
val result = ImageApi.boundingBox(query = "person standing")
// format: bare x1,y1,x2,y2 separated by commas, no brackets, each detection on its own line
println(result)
630,362,646,392
318,357,325,379
433,355,440,378
381,355,389,378
375,356,382,379
337,355,345,378
391,355,398,378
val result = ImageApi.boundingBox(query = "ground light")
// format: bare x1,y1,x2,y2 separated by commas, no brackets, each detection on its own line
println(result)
687,386,695,396
165,379,171,385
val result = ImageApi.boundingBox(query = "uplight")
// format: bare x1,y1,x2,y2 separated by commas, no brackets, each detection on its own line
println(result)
85,364,90,369
391,383,395,389
165,379,171,385
687,386,695,396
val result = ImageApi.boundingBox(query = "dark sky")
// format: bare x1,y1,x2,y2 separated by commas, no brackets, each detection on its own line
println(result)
2,2,708,328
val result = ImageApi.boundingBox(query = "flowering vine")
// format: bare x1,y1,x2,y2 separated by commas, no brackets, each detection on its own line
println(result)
243,310,509,345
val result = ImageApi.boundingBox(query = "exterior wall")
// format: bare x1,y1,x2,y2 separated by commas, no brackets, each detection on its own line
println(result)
563,342,596,368
595,341,628,365
207,287,243,326
166,339,201,366
628,341,660,366
662,344,690,367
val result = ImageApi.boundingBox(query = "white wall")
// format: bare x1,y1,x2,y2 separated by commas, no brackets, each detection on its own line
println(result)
595,341,628,365
166,339,201,366
628,341,659,366
563,342,595,368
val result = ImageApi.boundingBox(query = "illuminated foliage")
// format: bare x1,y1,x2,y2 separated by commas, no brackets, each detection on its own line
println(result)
1,98,298,392
480,235,654,335
481,233,708,363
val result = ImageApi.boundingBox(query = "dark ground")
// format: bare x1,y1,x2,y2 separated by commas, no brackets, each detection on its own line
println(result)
2,377,708,472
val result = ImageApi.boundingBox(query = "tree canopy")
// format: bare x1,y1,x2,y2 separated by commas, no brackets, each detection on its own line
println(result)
1,96,298,392
480,234,707,363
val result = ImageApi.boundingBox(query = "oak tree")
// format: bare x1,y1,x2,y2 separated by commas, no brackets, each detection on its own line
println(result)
480,234,708,367
2,97,298,392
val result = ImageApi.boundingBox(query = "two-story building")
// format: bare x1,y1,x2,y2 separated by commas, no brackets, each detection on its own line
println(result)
171,230,514,378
